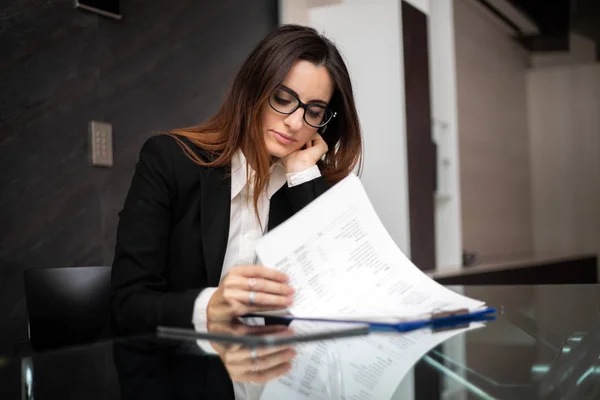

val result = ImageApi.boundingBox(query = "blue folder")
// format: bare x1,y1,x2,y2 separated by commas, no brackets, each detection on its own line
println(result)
252,307,497,333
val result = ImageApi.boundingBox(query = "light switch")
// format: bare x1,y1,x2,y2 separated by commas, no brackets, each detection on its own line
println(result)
90,121,113,167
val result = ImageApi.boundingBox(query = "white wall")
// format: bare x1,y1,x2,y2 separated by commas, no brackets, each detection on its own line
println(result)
527,64,600,260
278,0,343,26
429,0,462,271
308,0,411,254
454,0,533,261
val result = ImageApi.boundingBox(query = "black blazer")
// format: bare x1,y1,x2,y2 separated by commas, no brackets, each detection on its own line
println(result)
111,135,329,335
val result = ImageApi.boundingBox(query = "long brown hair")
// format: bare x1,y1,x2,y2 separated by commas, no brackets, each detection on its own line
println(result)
169,24,363,216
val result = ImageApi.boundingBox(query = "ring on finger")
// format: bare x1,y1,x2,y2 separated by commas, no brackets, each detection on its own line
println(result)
251,360,260,372
248,278,257,289
249,291,256,306
250,348,259,371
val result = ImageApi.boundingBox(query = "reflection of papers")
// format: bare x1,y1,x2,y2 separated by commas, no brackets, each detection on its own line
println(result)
259,321,481,400
256,174,484,320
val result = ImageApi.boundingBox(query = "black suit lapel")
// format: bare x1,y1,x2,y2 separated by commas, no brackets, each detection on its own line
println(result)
199,167,231,287
268,185,293,232
268,176,330,232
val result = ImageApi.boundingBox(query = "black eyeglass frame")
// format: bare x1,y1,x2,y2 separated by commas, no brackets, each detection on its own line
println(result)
268,86,337,129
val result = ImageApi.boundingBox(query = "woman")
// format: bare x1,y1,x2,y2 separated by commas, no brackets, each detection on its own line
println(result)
111,24,362,335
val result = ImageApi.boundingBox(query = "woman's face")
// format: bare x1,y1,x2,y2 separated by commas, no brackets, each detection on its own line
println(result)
262,60,334,158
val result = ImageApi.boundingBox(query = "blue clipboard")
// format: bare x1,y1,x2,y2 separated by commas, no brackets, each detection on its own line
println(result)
252,307,496,333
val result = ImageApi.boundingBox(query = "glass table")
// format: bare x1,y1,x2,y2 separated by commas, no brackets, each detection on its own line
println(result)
1,284,599,400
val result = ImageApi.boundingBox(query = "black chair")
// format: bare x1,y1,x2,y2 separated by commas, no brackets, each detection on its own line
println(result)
23,266,112,352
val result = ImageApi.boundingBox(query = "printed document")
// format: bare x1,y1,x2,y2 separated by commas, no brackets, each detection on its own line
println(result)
256,174,485,320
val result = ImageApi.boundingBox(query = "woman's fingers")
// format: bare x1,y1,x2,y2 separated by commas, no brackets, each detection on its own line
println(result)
222,288,293,308
311,132,327,150
224,345,290,364
221,266,295,310
305,132,328,160
240,362,293,383
208,265,294,320
224,274,295,296
312,132,326,145
246,348,297,372
226,347,297,382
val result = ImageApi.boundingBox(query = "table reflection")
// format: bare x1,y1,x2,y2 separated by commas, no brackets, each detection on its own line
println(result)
114,318,476,400
4,284,599,400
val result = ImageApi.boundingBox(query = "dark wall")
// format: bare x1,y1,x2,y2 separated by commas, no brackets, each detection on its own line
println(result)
402,1,436,272
0,0,278,355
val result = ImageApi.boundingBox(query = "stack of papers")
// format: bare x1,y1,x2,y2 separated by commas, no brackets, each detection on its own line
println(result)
256,174,487,324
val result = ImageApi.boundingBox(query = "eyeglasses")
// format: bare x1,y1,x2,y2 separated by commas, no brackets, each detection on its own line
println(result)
268,86,337,128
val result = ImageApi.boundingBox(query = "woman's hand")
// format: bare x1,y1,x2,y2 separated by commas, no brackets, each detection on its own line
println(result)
221,345,296,383
209,321,296,383
282,132,328,173
207,265,295,321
